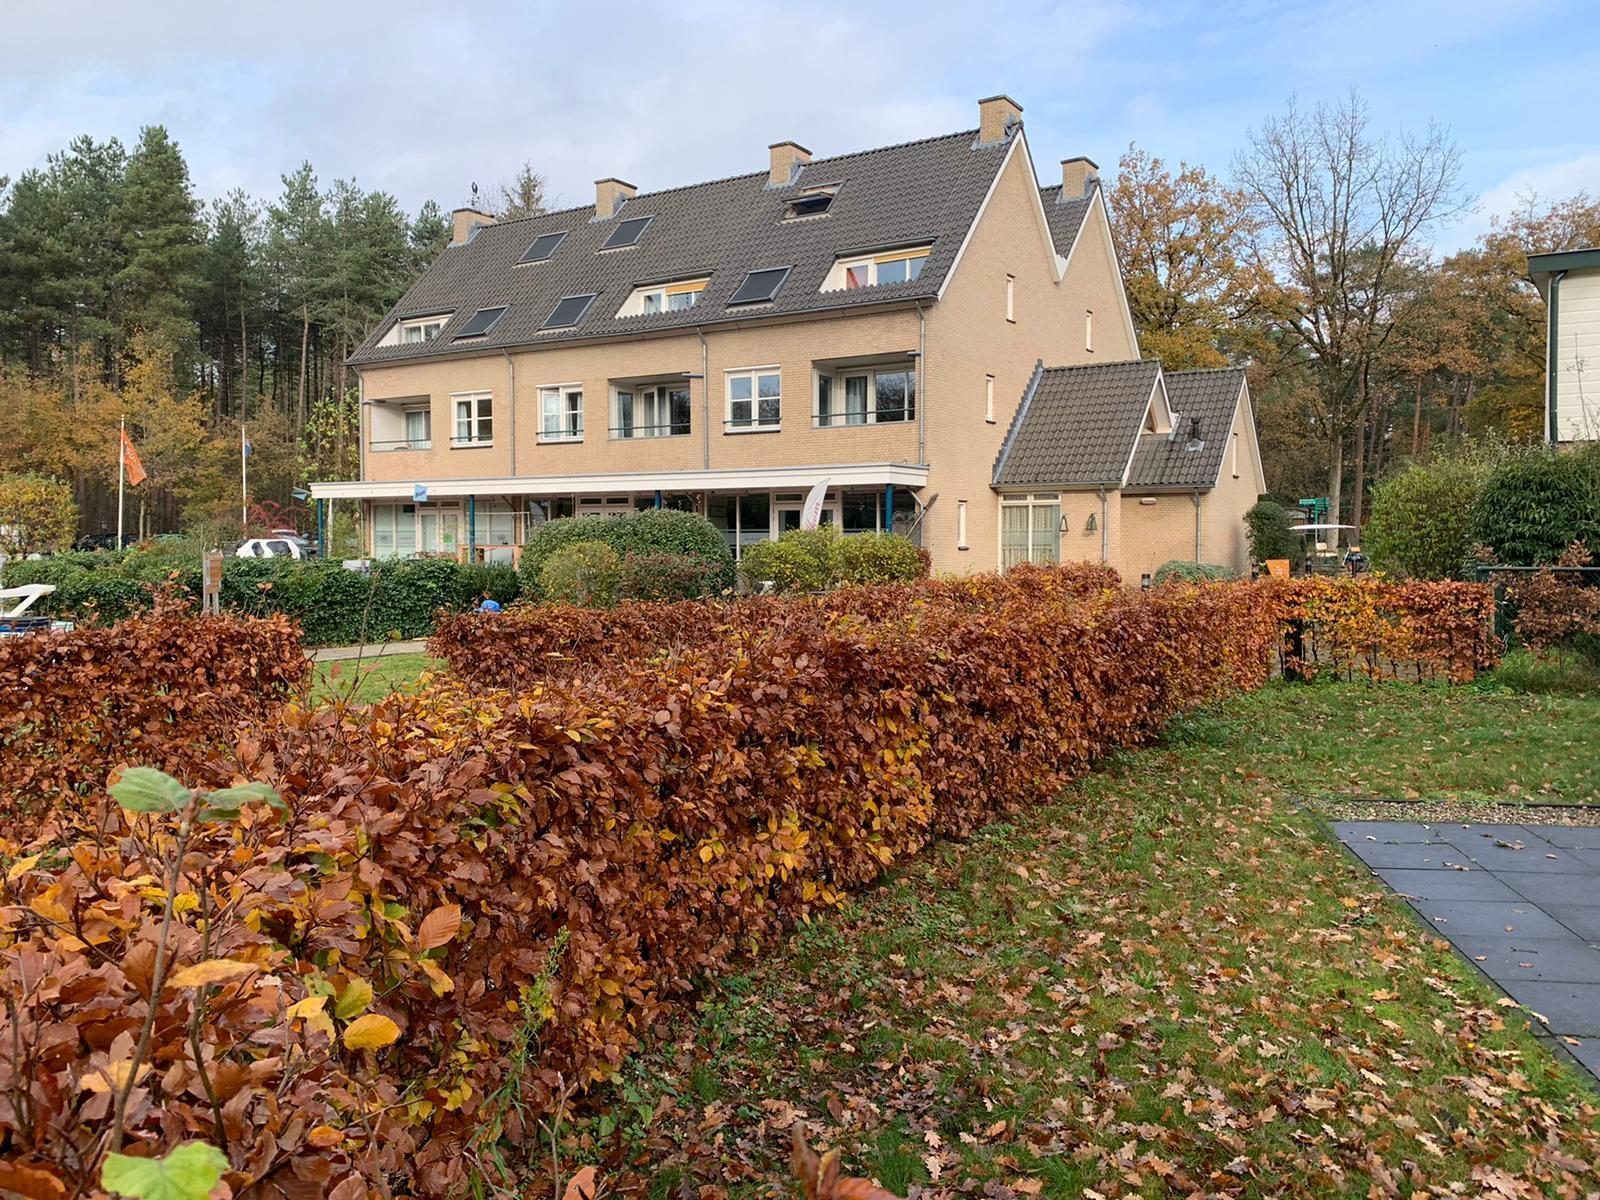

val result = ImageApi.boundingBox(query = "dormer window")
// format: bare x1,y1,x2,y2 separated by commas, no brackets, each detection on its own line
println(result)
387,313,452,346
616,277,710,318
451,306,508,340
821,246,931,292
601,216,653,250
783,184,839,220
518,231,568,264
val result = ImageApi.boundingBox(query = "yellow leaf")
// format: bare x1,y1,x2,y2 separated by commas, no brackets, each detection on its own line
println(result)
307,1125,342,1148
6,853,41,882
80,1060,150,1093
335,976,373,1019
166,958,255,989
342,1013,400,1050
28,884,71,925
420,958,455,996
172,891,200,915
698,845,715,864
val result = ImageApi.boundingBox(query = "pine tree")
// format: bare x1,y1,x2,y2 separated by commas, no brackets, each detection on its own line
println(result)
114,126,204,366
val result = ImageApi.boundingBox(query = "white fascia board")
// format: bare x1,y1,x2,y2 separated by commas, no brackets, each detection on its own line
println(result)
309,461,930,501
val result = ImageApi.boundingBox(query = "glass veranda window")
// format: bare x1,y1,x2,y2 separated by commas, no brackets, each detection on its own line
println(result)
1001,495,1060,570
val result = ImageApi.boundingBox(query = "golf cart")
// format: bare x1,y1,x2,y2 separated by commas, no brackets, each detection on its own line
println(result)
0,584,73,637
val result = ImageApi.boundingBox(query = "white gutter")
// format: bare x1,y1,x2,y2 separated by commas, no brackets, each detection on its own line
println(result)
309,460,930,502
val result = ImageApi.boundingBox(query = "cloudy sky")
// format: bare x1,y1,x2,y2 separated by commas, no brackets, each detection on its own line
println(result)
3,0,1596,249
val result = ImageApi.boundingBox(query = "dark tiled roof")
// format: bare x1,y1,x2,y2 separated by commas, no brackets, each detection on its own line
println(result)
993,359,1162,488
351,129,1015,366
1127,367,1246,490
1037,180,1097,257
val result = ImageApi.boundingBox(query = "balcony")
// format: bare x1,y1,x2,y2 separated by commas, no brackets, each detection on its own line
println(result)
369,438,433,452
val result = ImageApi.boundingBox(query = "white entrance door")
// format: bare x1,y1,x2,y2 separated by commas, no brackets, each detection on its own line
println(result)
774,496,838,535
419,506,460,555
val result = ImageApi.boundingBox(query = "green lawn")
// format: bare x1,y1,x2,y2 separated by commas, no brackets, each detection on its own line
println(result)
567,680,1600,1197
309,651,442,705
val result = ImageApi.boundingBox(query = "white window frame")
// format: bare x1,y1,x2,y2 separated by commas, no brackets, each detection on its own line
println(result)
999,493,1061,571
725,366,781,432
615,277,710,318
957,499,969,551
538,384,584,443
381,313,452,347
985,375,995,424
1231,430,1240,478
820,246,932,292
403,405,432,448
1005,275,1015,322
611,383,691,439
450,391,493,447
813,365,916,427
1085,310,1094,352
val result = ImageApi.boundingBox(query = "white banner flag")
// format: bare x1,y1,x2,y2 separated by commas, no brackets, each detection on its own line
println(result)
800,479,829,531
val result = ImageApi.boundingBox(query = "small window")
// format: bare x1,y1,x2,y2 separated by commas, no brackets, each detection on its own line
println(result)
1231,431,1240,478
451,392,493,446
539,386,584,442
1005,275,1015,322
601,216,653,250
727,367,781,430
728,267,791,306
395,314,450,344
621,277,709,317
957,500,969,550
783,184,839,220
542,293,597,330
1085,310,1094,352
829,247,931,292
453,306,508,340
519,231,568,263
985,375,995,423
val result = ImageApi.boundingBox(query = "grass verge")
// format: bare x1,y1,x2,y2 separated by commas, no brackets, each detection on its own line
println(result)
566,680,1600,1197
309,651,441,705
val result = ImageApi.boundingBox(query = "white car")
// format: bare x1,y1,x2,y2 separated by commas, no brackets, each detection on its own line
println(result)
235,536,311,560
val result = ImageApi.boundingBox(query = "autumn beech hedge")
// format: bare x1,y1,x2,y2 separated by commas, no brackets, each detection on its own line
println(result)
3,570,1278,1198
428,561,1126,688
1266,576,1501,682
0,603,308,829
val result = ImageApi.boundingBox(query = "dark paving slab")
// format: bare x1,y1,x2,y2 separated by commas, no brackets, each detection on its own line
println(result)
1545,905,1600,940
1374,867,1524,902
1330,820,1449,844
1334,821,1600,1084
1450,935,1600,984
1407,899,1575,939
1501,873,1600,908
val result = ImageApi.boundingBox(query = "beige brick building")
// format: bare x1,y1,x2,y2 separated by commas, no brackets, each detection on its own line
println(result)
312,95,1264,580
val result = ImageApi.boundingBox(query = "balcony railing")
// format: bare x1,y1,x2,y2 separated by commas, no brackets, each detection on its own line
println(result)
370,438,432,452
610,423,691,439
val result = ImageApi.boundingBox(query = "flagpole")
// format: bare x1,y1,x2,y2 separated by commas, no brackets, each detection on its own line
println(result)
241,424,249,528
116,415,126,549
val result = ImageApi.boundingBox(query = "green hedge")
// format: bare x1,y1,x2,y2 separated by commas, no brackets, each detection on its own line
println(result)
518,510,734,597
1,552,520,646
738,528,927,593
1152,560,1235,584
1470,445,1600,566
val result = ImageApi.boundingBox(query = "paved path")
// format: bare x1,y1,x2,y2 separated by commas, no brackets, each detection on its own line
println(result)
1333,820,1600,1083
309,639,430,662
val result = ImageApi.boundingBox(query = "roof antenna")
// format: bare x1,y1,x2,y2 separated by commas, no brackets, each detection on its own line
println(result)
470,181,480,208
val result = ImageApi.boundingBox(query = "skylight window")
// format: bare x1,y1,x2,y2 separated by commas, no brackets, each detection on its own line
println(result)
783,184,839,220
727,267,791,307
601,216,653,250
452,306,509,340
541,293,598,330
519,231,568,264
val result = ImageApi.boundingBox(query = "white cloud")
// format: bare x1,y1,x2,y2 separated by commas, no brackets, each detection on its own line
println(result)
1440,152,1600,250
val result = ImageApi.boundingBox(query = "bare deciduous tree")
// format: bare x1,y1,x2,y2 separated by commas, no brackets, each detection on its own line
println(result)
1235,91,1464,540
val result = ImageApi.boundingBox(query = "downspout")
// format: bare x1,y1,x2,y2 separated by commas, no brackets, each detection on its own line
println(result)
915,301,928,465
1547,270,1566,444
502,350,517,476
1192,490,1202,561
698,328,710,469
1098,487,1109,563
356,372,368,557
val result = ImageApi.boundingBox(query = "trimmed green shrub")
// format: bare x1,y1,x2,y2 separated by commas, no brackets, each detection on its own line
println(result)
1363,456,1487,579
739,528,838,593
1244,500,1303,571
1153,560,1235,584
1470,445,1600,566
618,552,726,601
833,532,927,585
539,541,623,607
519,510,733,597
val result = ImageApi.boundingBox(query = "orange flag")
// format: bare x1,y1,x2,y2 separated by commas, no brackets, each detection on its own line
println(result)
120,427,147,486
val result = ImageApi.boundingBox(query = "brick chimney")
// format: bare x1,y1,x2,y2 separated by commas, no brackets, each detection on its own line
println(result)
595,177,637,218
977,95,1022,145
768,141,812,187
451,207,494,246
1061,156,1099,198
